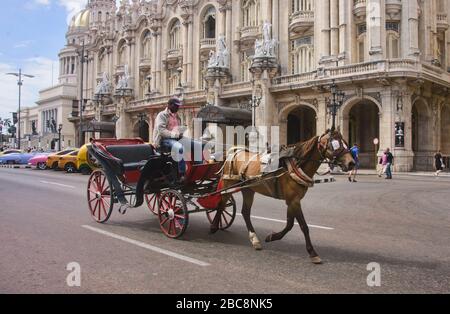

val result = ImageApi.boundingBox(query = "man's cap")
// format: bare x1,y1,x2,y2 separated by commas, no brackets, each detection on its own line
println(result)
168,97,183,106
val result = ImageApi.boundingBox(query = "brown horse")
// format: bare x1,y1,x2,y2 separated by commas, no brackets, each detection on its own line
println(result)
213,131,355,264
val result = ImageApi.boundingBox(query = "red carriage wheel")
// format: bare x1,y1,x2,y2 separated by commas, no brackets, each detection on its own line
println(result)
206,196,237,230
145,193,160,215
158,190,189,239
87,170,114,223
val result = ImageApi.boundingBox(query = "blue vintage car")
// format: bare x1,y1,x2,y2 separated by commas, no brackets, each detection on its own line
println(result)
0,152,38,165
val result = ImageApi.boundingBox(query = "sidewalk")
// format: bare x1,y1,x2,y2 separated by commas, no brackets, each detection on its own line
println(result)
332,169,450,178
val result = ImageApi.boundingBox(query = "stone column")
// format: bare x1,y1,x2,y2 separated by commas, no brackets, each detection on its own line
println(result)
401,0,420,59
180,22,186,86
226,4,233,56
338,0,350,64
330,0,340,57
367,0,385,60
260,0,272,24
394,90,415,172
151,31,158,92
379,89,394,154
316,96,328,135
315,0,331,63
187,20,193,88
156,30,162,94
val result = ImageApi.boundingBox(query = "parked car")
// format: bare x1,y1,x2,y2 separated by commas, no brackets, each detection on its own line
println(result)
57,150,80,173
0,152,37,165
0,149,22,157
46,149,76,170
28,153,52,170
76,144,93,175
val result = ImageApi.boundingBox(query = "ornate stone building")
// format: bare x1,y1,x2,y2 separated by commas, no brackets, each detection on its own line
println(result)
57,0,450,171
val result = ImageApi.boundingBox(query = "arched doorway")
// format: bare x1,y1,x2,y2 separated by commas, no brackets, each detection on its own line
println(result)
133,121,150,142
412,99,434,170
286,106,317,145
347,101,380,169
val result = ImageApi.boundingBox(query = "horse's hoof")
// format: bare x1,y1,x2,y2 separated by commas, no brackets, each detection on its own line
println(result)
310,256,323,264
209,227,219,234
265,234,273,243
252,242,262,251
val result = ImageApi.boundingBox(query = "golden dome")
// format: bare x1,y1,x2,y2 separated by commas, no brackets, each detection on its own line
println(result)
70,9,90,29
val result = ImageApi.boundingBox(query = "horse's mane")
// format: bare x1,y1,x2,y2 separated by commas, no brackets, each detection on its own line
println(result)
291,135,320,162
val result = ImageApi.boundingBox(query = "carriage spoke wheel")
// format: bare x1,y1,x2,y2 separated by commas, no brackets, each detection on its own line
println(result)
87,170,114,223
145,193,160,215
206,196,237,230
158,190,188,239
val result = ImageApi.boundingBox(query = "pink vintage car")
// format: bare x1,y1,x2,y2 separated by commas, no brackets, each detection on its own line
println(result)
28,153,52,170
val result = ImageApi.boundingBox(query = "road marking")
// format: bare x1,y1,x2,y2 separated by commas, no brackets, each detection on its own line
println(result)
237,214,334,230
39,181,75,189
82,225,210,267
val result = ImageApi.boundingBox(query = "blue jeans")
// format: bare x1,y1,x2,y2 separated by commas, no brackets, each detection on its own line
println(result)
160,138,204,175
385,163,392,179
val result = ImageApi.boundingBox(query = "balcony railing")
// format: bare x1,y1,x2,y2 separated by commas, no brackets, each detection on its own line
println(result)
239,25,260,41
272,59,450,89
289,11,314,33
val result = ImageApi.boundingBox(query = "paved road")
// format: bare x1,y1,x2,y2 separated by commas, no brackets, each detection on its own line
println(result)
0,167,449,294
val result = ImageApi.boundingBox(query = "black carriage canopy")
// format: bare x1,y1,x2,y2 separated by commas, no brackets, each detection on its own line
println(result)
81,121,116,133
196,105,252,125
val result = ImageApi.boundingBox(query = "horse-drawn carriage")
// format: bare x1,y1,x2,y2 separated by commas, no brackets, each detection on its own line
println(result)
86,138,237,238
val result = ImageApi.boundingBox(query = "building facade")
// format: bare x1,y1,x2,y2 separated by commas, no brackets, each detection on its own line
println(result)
52,0,450,171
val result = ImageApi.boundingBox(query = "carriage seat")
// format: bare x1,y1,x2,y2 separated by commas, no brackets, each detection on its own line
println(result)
105,144,156,171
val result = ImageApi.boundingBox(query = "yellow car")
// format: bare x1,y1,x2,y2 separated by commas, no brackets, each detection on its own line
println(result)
57,150,80,173
46,149,75,170
76,144,93,175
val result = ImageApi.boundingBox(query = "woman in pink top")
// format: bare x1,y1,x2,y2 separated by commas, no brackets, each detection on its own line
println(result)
378,151,388,177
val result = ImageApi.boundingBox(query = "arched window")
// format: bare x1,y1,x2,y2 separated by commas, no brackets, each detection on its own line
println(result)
141,30,151,60
240,50,253,81
118,40,128,65
169,19,181,50
290,36,315,74
242,0,260,27
167,68,180,95
357,24,367,63
98,11,102,22
202,7,216,39
386,22,400,59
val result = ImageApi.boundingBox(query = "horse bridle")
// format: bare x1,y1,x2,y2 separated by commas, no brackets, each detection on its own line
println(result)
317,131,351,169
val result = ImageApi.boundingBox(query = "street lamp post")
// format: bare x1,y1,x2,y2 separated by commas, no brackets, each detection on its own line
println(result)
6,69,35,149
326,80,345,132
58,124,63,151
77,41,89,148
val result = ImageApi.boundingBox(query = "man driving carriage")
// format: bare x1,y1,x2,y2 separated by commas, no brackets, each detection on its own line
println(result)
153,97,205,182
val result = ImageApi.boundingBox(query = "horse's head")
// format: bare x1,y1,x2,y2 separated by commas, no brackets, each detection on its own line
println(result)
318,130,355,172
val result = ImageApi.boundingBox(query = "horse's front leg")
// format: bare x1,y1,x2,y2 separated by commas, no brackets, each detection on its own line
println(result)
240,189,262,250
296,203,322,264
265,204,296,243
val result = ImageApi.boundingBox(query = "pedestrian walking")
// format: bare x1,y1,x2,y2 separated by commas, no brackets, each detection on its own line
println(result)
378,151,388,177
348,143,359,182
385,148,394,179
434,150,445,176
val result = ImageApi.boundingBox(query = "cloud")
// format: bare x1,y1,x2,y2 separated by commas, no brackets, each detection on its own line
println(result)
13,40,36,49
0,57,59,124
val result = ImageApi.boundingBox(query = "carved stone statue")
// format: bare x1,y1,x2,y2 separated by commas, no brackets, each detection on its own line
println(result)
95,72,111,95
254,22,277,58
116,64,131,90
208,35,229,69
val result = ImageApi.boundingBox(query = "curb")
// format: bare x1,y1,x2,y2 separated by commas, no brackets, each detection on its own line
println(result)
0,164,32,169
314,176,336,184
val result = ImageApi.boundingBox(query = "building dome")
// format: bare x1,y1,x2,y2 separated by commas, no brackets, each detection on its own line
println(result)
70,9,91,29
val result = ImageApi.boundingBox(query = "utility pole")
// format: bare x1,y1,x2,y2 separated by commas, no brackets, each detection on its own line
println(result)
78,41,88,147
6,69,35,149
